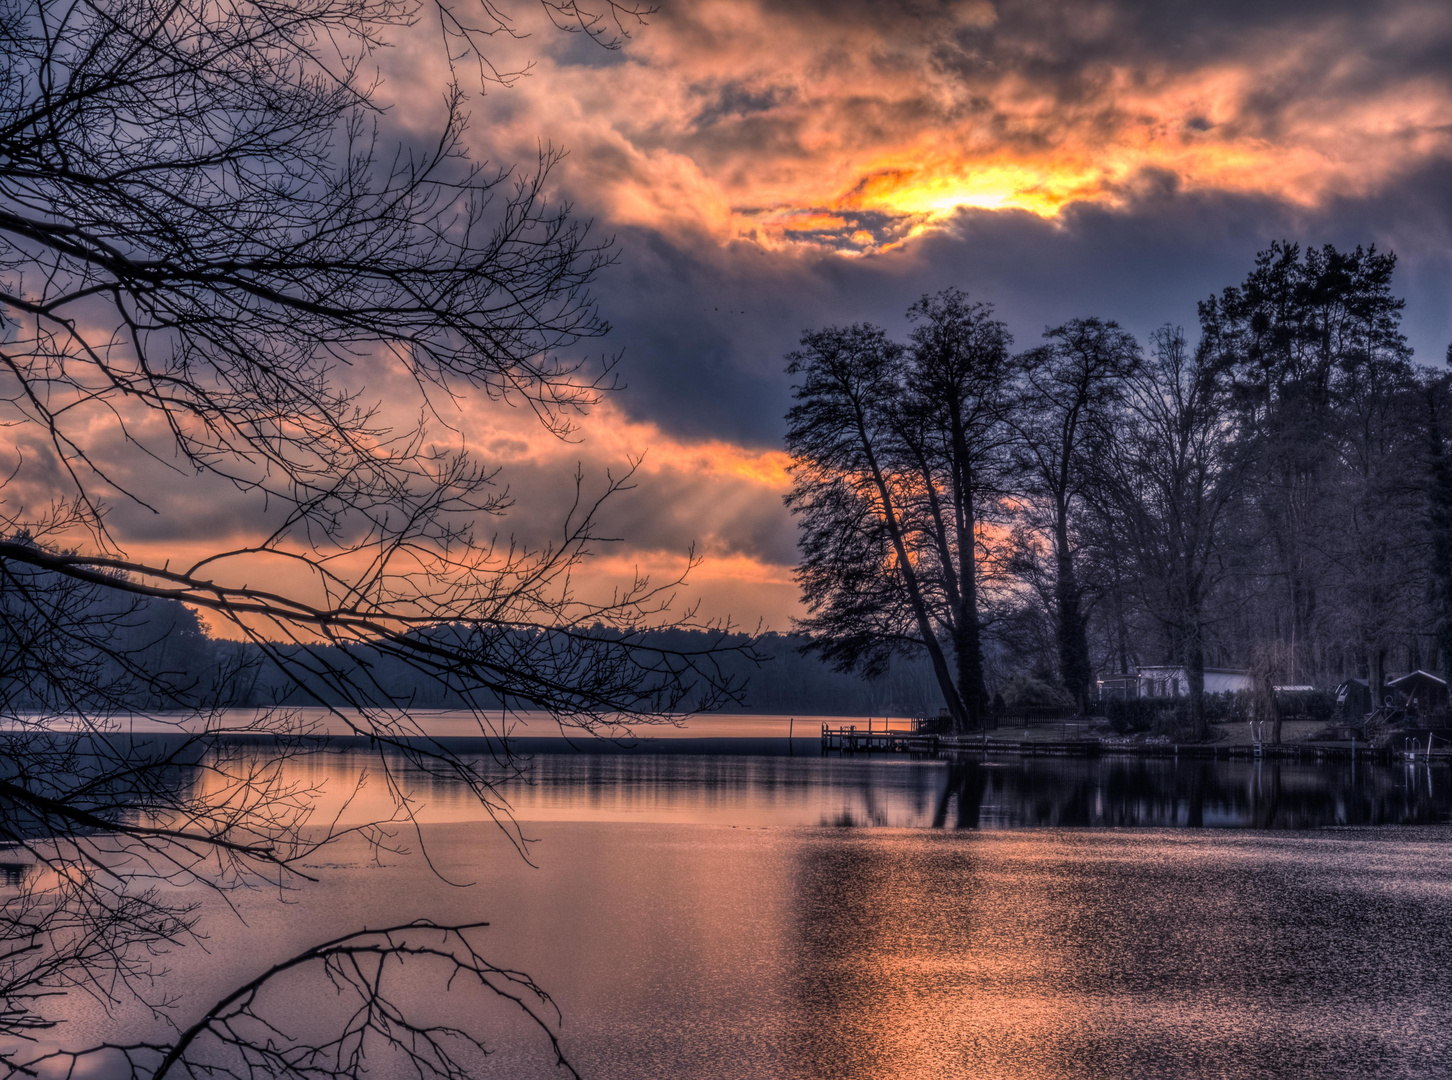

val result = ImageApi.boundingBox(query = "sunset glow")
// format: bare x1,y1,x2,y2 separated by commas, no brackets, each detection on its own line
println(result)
13,2,1452,1074
461,1,1452,254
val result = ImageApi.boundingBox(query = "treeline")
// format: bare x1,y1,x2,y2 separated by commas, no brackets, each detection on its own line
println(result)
785,242,1451,733
0,556,939,717
217,629,941,716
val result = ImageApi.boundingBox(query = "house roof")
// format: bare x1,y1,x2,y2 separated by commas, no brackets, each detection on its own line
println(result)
1389,670,1447,687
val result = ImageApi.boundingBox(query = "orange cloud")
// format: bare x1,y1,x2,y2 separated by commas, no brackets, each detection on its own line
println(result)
467,399,792,491
1,376,807,637
433,0,1452,254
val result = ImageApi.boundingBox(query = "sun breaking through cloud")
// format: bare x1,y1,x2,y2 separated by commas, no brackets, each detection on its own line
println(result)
454,0,1452,253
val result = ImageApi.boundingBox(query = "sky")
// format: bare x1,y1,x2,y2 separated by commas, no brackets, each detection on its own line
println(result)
372,0,1452,632
50,0,1452,636
391,0,1452,631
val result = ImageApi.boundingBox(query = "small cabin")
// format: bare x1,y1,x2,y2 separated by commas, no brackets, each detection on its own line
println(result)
1096,674,1139,701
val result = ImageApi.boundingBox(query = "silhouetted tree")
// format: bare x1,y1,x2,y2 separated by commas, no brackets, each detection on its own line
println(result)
1087,327,1243,738
1199,243,1414,690
0,0,746,1073
1011,318,1140,710
1427,373,1452,678
784,290,1013,730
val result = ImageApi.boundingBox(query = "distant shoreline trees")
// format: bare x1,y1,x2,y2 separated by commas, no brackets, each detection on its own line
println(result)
785,243,1450,734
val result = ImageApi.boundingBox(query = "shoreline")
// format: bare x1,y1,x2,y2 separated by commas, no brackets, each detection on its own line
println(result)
20,728,1450,763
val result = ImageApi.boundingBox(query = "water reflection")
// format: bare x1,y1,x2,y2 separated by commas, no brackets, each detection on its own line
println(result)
8,737,1452,1078
346,750,1452,830
780,828,1452,1079
0,860,28,887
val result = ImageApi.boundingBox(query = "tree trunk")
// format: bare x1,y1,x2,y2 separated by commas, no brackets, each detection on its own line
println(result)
1184,626,1207,742
859,426,970,731
953,440,988,732
1369,646,1387,714
1054,514,1092,713
1112,566,1131,675
954,619,987,730
1426,390,1452,679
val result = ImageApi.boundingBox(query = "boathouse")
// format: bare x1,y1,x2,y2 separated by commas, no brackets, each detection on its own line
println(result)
1388,670,1449,715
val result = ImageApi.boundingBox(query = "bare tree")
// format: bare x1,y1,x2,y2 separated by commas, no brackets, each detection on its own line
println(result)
1088,327,1244,738
1011,318,1140,710
784,290,1014,731
19,921,583,1080
0,0,748,1072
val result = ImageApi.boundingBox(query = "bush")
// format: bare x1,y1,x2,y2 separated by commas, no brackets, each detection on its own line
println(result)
1001,675,1072,708
1106,697,1171,733
1105,691,1249,734
1275,688,1336,722
1202,691,1250,724
1151,707,1200,742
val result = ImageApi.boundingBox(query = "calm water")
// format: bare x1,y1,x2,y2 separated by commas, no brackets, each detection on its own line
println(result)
296,748,1452,830
15,750,1452,1078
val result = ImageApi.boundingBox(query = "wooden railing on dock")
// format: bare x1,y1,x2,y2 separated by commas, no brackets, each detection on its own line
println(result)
820,724,940,754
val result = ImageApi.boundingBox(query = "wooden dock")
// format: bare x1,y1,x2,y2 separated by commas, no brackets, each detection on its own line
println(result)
943,737,1104,757
820,721,1452,763
820,724,941,753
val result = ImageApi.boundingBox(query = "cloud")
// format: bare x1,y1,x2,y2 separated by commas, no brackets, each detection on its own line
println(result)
16,1,1452,633
2,386,808,630
445,0,1452,254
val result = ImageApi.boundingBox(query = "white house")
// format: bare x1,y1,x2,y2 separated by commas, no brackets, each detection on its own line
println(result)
1128,665,1252,698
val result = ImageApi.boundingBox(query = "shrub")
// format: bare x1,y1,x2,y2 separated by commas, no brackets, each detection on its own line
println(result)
1106,691,1248,734
1001,675,1072,708
1151,707,1200,742
1275,688,1337,721
1106,697,1171,733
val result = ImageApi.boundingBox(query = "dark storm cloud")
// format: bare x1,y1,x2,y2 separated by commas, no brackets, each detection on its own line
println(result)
462,0,1452,458
70,0,1449,623
594,174,1452,449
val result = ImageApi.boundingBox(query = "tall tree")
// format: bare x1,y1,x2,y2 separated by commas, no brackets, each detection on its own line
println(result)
1427,371,1452,679
900,290,1017,727
1011,318,1140,710
784,290,1013,731
784,323,967,726
1090,327,1242,738
1322,308,1421,706
1199,242,1412,687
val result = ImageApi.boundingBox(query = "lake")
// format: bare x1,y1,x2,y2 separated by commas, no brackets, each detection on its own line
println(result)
12,746,1452,1078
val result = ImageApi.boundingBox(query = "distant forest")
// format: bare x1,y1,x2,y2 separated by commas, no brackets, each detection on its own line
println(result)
0,566,941,717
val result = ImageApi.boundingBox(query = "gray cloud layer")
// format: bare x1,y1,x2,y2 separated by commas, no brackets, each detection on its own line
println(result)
594,172,1452,447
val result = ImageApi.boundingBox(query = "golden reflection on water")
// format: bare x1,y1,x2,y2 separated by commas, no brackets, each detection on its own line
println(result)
191,748,1452,836
169,748,1452,1078
787,832,1068,1079
777,830,1452,1079
7,786,1452,1077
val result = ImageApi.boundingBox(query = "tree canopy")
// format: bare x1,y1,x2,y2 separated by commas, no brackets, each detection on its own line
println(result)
785,244,1449,737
